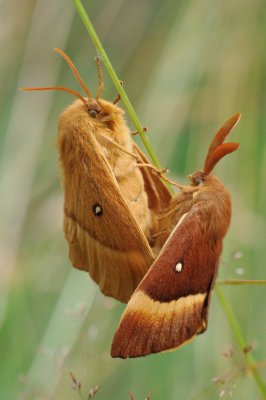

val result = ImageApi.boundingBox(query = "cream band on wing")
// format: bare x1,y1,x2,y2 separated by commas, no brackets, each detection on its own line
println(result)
111,290,207,358
127,290,206,320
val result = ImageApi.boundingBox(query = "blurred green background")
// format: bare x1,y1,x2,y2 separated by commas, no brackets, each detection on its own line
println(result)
0,0,265,399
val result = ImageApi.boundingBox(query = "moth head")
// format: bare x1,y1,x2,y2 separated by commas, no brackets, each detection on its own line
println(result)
188,170,205,186
20,48,125,131
188,169,220,192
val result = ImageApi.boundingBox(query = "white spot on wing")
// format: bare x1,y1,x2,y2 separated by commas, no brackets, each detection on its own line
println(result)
175,262,183,272
94,204,102,215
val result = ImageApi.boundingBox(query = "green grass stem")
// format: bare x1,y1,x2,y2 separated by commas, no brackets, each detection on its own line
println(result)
217,279,266,286
215,285,266,399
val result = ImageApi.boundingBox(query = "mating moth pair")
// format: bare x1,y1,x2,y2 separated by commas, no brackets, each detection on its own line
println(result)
22,49,240,358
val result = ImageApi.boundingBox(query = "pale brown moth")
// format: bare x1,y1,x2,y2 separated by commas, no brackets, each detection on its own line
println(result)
21,48,172,303
21,49,240,359
111,113,240,358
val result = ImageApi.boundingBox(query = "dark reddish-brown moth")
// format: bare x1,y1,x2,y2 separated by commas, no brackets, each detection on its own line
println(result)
21,49,171,303
111,113,240,358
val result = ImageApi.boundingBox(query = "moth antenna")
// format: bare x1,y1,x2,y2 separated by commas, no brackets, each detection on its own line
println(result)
20,86,87,106
203,142,240,175
94,57,104,100
204,113,241,169
54,48,92,99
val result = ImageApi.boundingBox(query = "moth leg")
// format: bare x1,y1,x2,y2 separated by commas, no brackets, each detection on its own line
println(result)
137,163,169,180
113,80,123,104
151,229,171,239
95,131,141,161
157,203,186,220
136,161,186,192
131,127,148,136
136,162,167,172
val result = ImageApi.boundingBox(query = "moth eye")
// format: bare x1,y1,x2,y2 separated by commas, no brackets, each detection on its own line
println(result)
93,203,103,216
194,178,203,185
88,109,99,118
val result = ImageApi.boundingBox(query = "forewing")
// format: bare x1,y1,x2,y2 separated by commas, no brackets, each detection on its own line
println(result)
58,128,154,303
111,204,222,357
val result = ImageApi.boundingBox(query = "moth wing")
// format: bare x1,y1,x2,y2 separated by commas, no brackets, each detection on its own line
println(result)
111,204,221,357
58,128,155,303
133,144,172,213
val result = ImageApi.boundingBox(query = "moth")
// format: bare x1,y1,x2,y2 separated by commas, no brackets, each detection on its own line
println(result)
21,48,171,303
111,113,240,358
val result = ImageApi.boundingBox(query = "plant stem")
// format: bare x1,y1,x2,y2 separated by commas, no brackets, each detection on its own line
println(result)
215,285,266,398
72,0,163,171
189,360,266,400
217,279,266,286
